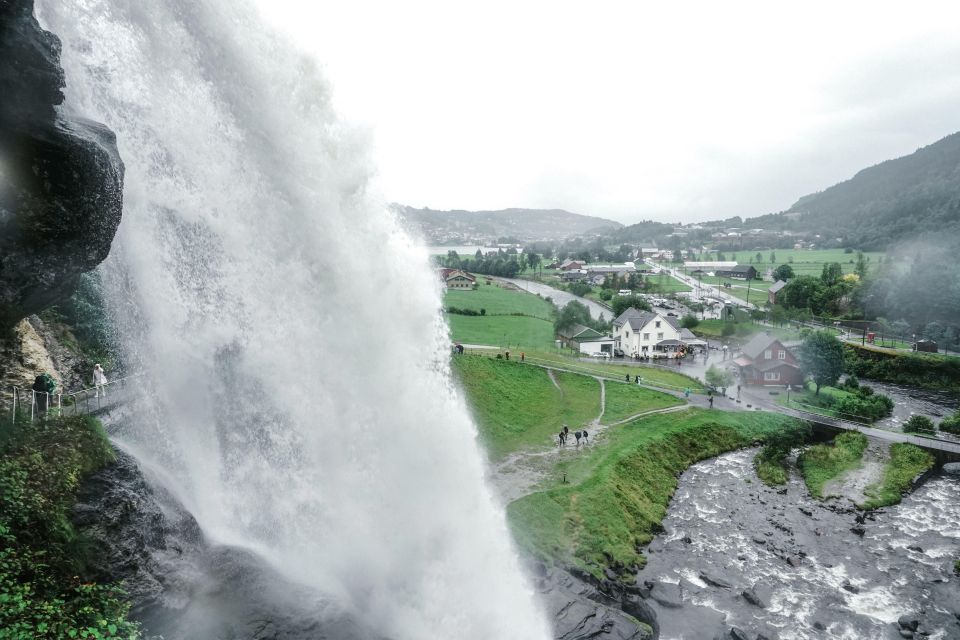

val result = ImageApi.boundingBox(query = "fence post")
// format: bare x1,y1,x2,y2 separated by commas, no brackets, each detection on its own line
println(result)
11,387,16,425
30,390,35,422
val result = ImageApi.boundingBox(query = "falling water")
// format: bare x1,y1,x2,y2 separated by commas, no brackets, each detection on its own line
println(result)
36,1,550,638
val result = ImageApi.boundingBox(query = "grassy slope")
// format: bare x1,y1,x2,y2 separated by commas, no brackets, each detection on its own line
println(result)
507,409,806,578
602,381,682,423
445,282,554,318
861,443,935,510
797,431,868,498
444,282,557,350
693,249,886,277
452,356,598,459
523,352,704,392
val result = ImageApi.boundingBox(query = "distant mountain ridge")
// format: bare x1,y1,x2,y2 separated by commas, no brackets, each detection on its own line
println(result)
392,205,622,243
741,131,960,249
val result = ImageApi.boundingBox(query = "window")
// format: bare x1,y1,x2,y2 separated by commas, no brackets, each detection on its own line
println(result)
643,333,650,340
655,321,661,328
763,371,781,381
657,332,664,340
626,330,630,336
764,350,772,359
778,350,786,360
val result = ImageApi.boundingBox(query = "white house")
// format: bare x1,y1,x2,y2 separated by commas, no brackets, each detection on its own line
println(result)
612,308,685,357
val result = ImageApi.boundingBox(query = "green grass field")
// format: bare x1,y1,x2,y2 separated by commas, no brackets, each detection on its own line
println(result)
861,443,934,510
521,351,705,392
444,281,557,349
507,409,807,578
451,355,685,459
445,281,554,318
601,381,683,423
691,249,887,277
797,431,868,498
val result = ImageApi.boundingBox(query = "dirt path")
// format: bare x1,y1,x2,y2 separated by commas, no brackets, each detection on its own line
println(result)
546,369,563,396
822,440,889,505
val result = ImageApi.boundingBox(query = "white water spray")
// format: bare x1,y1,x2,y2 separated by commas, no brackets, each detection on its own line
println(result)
37,1,550,638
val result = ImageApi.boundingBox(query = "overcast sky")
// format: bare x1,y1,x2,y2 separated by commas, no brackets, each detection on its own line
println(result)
256,0,960,225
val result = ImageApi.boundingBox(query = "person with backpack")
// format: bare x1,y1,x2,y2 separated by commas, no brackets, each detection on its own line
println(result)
32,373,56,415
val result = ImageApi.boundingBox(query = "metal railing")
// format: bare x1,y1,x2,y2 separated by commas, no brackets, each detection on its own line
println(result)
5,373,140,425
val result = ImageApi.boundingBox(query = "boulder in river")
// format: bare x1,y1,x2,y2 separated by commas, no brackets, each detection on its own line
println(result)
942,462,960,476
699,569,734,589
649,581,684,608
741,584,771,609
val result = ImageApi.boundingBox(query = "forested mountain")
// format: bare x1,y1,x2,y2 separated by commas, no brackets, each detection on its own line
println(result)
393,205,622,243
744,132,960,249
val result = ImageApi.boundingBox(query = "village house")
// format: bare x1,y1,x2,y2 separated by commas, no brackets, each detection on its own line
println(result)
613,308,687,357
557,324,615,355
438,268,476,289
560,259,586,271
768,280,787,304
733,333,804,386
714,264,758,280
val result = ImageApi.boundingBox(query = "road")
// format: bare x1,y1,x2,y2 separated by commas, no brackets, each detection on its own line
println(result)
498,277,613,321
644,258,757,310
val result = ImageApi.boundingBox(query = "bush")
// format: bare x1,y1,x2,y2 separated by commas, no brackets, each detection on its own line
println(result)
599,289,613,301
680,314,699,329
903,415,936,434
0,415,140,639
940,411,960,435
834,390,893,422
841,375,860,391
567,282,592,297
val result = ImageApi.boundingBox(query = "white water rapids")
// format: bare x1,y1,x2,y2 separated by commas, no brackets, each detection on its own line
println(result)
36,1,550,638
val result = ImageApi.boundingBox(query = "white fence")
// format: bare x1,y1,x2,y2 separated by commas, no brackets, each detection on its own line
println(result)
5,374,140,425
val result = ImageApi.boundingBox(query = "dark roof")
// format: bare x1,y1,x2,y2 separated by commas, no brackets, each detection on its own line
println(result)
741,333,787,360
718,264,756,274
558,323,591,339
571,327,604,341
656,339,683,346
613,307,647,327
768,280,787,293
614,308,680,332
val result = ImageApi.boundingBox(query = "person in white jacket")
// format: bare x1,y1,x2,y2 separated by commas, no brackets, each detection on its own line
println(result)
93,364,108,398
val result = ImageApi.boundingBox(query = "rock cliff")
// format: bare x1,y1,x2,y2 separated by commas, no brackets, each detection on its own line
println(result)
0,0,124,333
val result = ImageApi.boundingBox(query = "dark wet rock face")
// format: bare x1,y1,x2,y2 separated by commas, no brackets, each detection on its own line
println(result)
0,0,123,331
74,450,381,640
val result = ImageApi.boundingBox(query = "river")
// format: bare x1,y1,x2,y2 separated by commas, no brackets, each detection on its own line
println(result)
637,449,960,640
498,277,614,321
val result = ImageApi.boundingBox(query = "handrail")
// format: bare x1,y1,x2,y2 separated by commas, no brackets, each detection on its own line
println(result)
5,371,143,424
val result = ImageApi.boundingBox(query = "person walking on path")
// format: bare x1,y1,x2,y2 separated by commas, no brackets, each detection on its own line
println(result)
684,387,690,398
708,395,714,409
582,429,589,444
558,430,566,447
521,352,525,362
736,384,741,402
93,364,108,398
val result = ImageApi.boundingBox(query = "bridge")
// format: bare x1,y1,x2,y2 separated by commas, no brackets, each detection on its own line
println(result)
4,374,139,424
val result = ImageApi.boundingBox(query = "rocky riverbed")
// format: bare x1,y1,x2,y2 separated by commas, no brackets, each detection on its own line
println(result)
636,449,960,640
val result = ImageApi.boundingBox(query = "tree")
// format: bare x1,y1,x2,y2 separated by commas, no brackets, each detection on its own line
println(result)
755,252,763,264
526,251,540,272
769,251,776,264
555,301,593,333
799,330,845,394
853,251,867,280
705,365,734,394
611,295,651,317
475,248,483,260
599,289,613,301
680,314,699,329
772,264,795,282
821,262,843,286
780,275,825,310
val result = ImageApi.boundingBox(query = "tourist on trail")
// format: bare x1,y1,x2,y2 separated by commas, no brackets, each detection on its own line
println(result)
582,429,589,443
708,395,714,409
684,388,690,398
635,375,640,383
505,351,510,360
563,425,569,438
93,363,108,398
574,430,582,445
626,373,630,382
32,373,55,415
558,430,566,446
521,352,525,362
736,384,741,401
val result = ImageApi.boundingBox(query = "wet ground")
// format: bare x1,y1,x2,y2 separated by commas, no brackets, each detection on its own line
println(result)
637,449,960,640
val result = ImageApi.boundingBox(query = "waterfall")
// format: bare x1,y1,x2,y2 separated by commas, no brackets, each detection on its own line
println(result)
36,1,550,638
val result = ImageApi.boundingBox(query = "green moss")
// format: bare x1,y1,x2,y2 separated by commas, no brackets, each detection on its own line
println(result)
0,414,140,639
797,431,868,498
507,409,806,578
861,444,935,510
